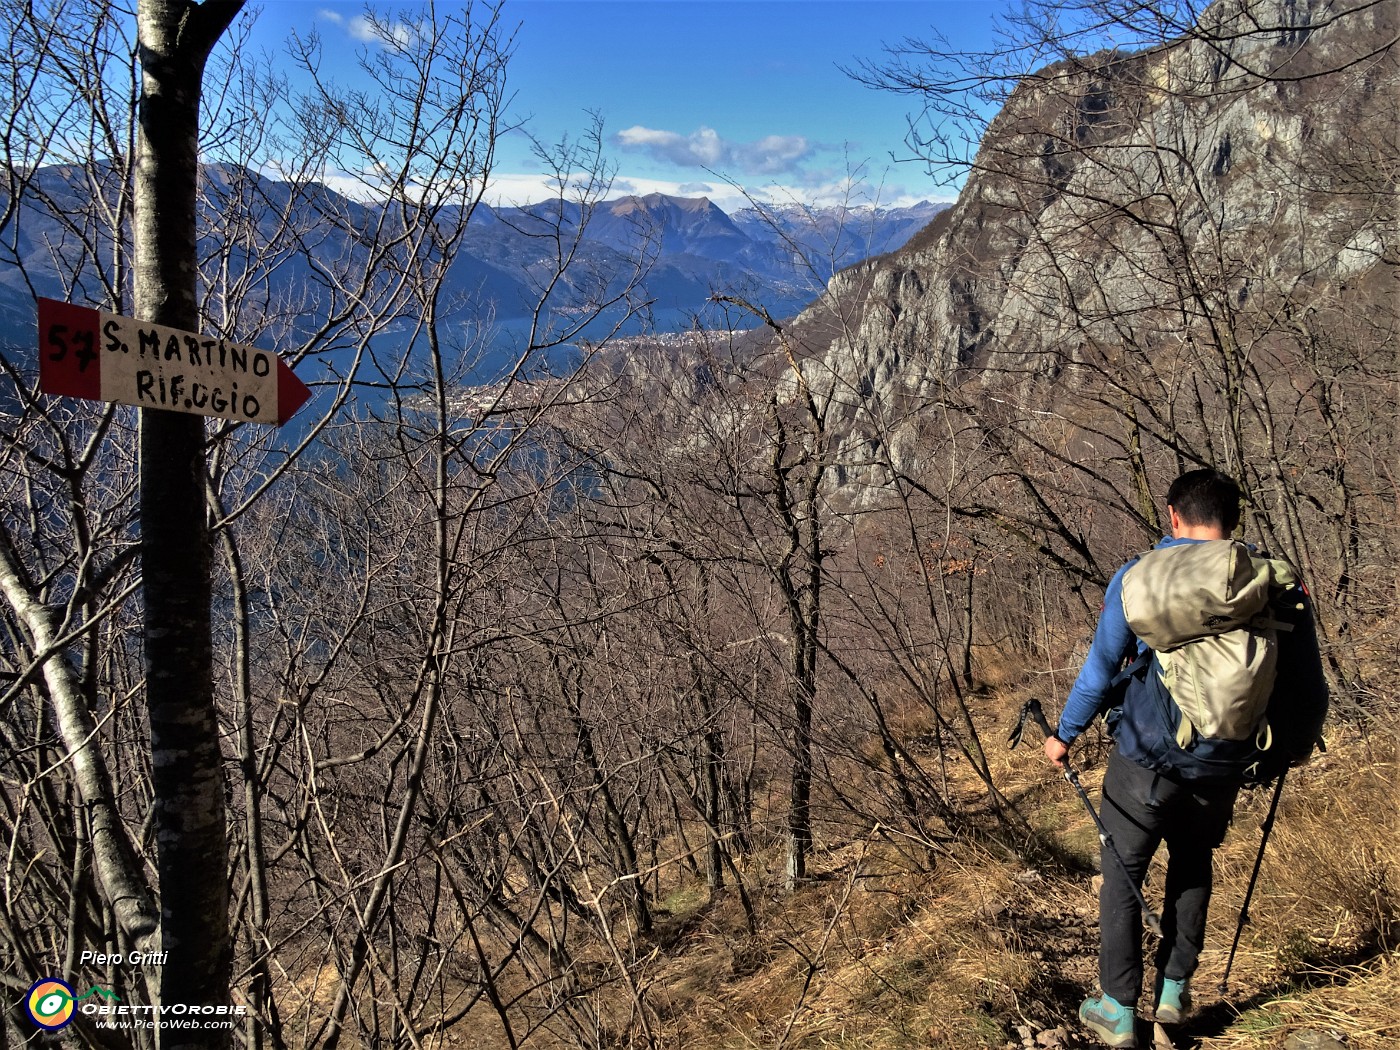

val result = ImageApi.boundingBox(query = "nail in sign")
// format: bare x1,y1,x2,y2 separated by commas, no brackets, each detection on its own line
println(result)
37,298,310,425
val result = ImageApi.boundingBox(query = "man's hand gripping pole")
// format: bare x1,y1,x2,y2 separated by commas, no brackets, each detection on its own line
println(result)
1010,698,1163,937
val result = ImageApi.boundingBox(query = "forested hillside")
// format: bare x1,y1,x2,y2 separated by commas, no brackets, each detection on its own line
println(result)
1,1,1395,1049
768,0,1396,713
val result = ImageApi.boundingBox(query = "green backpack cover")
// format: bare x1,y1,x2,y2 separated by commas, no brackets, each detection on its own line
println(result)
1120,540,1294,749
1112,539,1326,783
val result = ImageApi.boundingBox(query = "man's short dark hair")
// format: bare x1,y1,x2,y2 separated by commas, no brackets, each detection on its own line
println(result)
1166,469,1242,531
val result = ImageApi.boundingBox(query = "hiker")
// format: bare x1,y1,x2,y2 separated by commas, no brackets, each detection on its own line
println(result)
1043,468,1326,1048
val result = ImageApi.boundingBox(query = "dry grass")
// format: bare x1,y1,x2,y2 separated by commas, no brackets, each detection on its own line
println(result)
1206,954,1400,1050
657,843,1050,1049
305,684,1395,1049
644,691,1399,1050
1189,734,1400,1050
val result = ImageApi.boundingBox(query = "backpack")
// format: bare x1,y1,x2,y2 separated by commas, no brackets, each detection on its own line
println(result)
1108,540,1329,785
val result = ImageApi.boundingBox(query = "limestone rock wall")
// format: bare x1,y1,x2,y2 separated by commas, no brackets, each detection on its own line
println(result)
788,0,1396,488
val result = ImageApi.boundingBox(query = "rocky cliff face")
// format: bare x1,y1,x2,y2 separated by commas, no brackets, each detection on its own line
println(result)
791,0,1396,481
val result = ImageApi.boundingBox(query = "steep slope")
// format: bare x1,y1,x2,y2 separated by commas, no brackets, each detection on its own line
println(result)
789,0,1396,457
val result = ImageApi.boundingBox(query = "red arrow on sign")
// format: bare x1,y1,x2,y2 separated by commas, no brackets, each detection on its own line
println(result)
38,297,311,425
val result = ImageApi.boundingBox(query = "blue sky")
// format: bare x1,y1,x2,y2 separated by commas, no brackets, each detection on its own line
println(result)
248,1,1008,212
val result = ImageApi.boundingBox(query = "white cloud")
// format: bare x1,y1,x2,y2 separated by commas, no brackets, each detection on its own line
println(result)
612,125,813,177
736,134,814,175
315,9,415,48
346,16,380,42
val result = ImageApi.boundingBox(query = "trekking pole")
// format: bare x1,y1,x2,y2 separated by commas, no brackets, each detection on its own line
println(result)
1010,698,1163,937
1218,770,1287,994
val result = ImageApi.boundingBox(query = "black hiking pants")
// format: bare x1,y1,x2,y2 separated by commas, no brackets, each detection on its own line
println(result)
1098,748,1239,1007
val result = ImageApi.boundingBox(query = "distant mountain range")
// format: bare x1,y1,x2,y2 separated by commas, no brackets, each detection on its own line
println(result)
0,166,945,368
454,191,945,322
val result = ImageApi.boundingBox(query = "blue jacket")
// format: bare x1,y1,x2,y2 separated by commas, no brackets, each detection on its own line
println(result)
1056,536,1207,744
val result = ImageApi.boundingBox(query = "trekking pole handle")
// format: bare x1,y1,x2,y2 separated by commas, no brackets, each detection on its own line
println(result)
1028,697,1055,740
1008,697,1057,750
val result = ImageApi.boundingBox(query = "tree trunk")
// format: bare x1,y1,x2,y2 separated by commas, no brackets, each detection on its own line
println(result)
133,1,244,1042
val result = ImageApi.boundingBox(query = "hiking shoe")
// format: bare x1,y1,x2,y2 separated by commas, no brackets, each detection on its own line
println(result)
1155,977,1191,1023
1079,993,1137,1048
